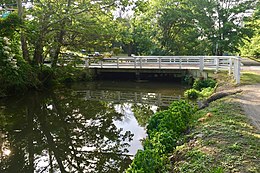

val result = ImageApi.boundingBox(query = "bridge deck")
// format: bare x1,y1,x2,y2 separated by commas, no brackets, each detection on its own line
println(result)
83,56,241,83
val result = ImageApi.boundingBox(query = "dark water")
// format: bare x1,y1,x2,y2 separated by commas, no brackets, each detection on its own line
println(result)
0,80,188,173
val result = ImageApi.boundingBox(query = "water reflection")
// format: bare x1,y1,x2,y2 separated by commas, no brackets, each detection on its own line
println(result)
0,81,187,172
0,90,135,173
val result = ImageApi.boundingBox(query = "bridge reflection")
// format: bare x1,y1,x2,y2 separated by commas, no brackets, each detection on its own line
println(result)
76,90,182,107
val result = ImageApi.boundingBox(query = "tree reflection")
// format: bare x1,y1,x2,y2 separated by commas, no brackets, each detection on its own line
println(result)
131,104,158,127
0,89,133,173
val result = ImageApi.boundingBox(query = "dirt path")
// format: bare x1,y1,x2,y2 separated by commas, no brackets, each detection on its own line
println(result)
233,57,260,131
235,84,260,131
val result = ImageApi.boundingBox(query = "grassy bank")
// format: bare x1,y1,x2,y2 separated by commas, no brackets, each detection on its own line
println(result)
126,74,260,172
170,97,260,173
240,72,260,85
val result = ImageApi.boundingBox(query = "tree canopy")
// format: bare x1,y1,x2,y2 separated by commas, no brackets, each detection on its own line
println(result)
1,0,259,66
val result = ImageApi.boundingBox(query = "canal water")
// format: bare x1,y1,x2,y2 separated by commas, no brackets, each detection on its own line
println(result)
0,80,189,173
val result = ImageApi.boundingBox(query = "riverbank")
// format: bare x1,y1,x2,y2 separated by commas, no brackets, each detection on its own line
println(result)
170,97,260,172
169,70,260,172
0,66,93,98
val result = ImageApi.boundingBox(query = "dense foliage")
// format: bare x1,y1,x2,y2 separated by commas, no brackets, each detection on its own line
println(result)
127,100,196,172
0,0,259,96
192,78,217,91
184,89,201,100
184,78,217,100
240,1,260,57
0,14,38,96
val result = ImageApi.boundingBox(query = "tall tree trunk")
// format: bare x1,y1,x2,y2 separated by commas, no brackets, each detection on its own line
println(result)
51,0,72,67
17,0,30,62
33,37,44,65
51,30,65,67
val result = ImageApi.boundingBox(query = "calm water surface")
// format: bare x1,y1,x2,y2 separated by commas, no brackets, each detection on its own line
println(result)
0,80,188,173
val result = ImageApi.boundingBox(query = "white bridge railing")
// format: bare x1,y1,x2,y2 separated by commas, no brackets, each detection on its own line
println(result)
85,56,241,84
76,90,181,107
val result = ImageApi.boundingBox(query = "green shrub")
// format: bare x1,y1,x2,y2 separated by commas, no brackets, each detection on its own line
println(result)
147,110,167,135
147,100,195,136
0,37,40,94
168,100,196,124
200,87,214,97
144,130,178,154
193,78,216,91
184,89,200,99
128,100,196,172
126,149,167,173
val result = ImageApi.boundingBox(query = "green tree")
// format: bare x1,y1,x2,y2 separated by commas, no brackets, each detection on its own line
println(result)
240,1,260,57
19,0,130,66
131,0,256,56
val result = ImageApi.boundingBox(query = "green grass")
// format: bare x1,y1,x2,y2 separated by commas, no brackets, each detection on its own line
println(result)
170,98,260,173
208,71,260,86
240,72,260,85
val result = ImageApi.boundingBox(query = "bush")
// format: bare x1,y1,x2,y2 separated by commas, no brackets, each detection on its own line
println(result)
184,89,200,100
126,149,167,173
200,87,214,97
0,37,40,94
144,130,178,154
193,78,216,91
147,100,195,136
128,100,196,172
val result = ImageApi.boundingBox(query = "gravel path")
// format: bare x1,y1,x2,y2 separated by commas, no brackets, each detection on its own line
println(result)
236,84,260,131
235,57,260,131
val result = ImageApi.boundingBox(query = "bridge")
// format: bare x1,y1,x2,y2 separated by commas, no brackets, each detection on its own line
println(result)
76,90,181,107
84,56,241,84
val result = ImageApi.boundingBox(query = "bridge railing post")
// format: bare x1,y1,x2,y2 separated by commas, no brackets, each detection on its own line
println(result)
199,56,204,71
101,59,103,68
85,58,89,68
159,57,161,69
179,57,182,69
215,57,219,72
140,57,143,69
134,57,137,68
234,57,240,84
117,57,119,68
229,57,232,75
157,93,161,106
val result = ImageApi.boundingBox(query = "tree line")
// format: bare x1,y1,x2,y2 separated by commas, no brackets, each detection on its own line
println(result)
0,0,259,95
1,0,259,64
